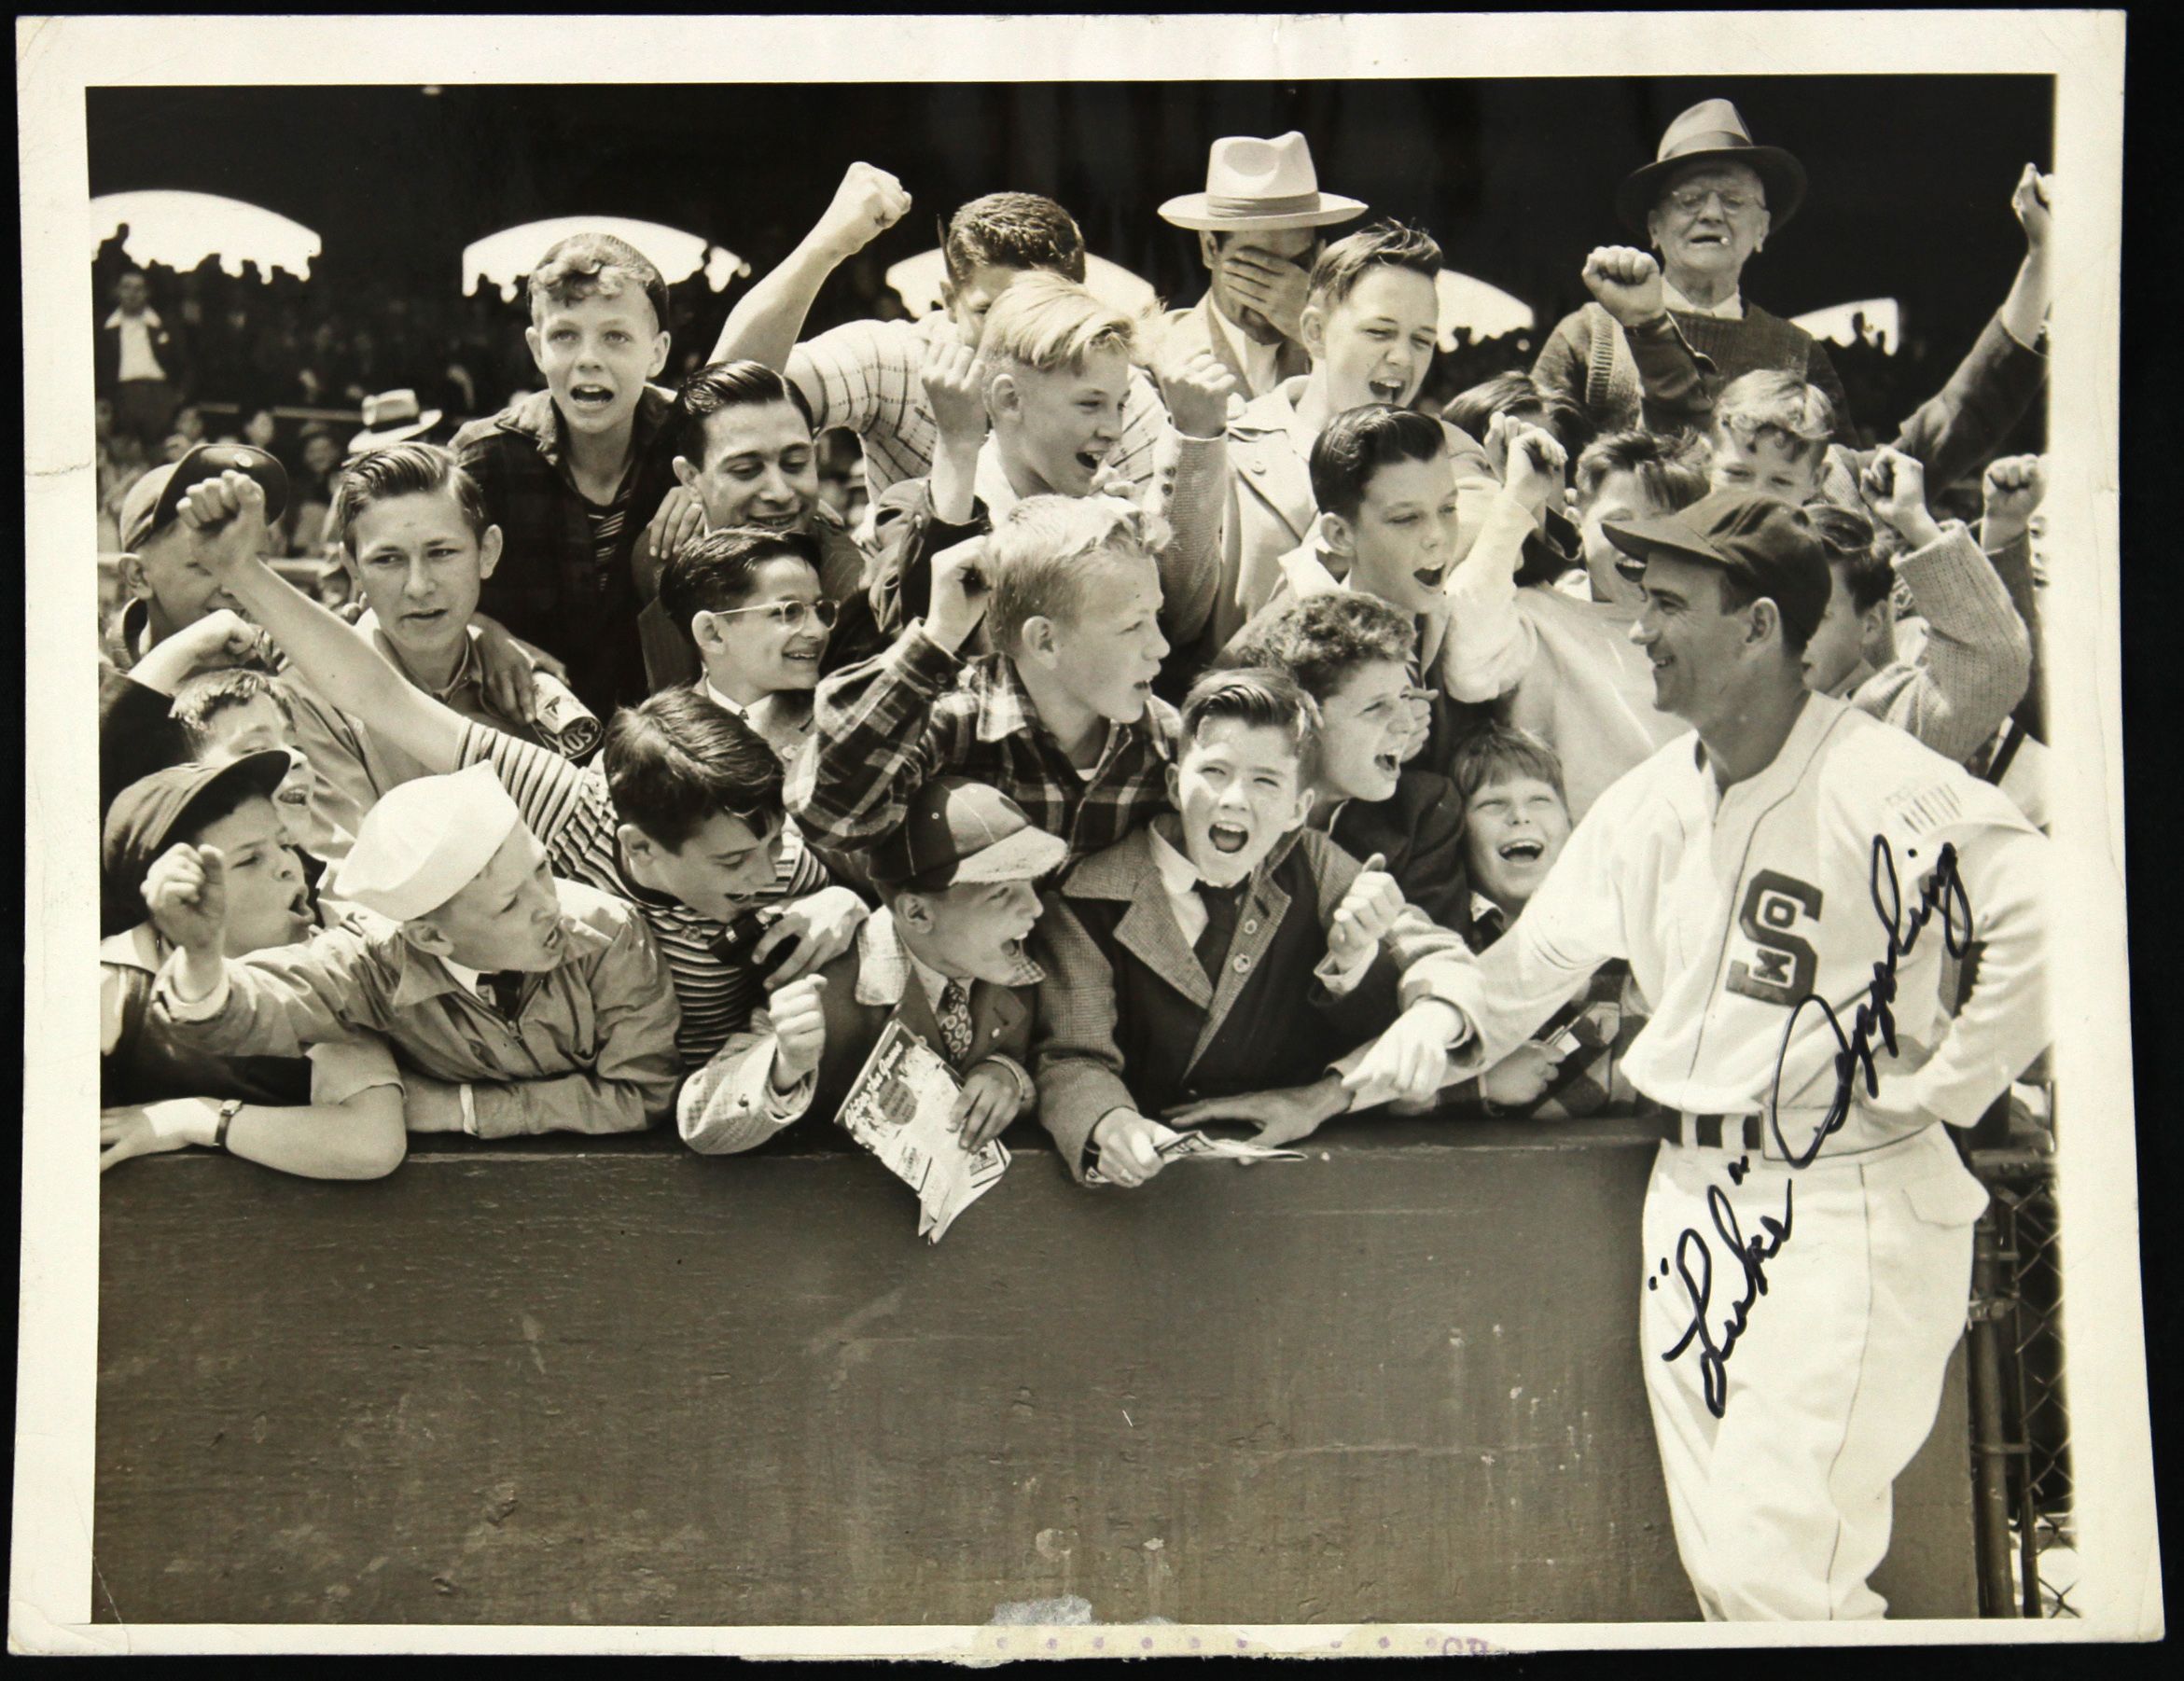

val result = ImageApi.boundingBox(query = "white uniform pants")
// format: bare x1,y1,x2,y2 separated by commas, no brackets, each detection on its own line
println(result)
1637,1122,1989,1619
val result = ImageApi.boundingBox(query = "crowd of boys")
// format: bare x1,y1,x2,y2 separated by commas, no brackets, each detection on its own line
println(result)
92,110,2061,1624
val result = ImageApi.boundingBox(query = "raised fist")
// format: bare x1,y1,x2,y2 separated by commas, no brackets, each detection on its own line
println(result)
926,534,994,654
812,161,913,263
920,337,989,446
1582,245,1666,328
143,841,230,957
175,469,272,581
1156,347,1244,441
1982,453,2048,549
1326,851,1404,971
1858,447,1937,545
1497,417,1568,515
2012,163,2052,253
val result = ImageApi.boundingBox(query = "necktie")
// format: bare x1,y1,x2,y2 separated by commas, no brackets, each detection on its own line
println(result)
478,973,526,1021
935,979,975,1063
1192,880,1249,982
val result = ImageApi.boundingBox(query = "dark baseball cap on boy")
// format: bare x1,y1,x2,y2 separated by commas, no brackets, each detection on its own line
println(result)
1604,490,1831,646
119,443,291,552
100,751,293,935
868,778,1068,895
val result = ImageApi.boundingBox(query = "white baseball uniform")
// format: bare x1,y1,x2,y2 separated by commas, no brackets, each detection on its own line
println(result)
1440,691,2049,1618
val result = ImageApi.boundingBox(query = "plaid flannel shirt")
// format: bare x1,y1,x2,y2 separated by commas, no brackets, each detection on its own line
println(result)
786,622,1177,868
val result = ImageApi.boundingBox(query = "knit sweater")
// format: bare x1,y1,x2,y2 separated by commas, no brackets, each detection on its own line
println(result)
1533,300,1848,440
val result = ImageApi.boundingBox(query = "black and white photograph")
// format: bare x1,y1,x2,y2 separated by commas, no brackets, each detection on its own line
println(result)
13,9,2154,1657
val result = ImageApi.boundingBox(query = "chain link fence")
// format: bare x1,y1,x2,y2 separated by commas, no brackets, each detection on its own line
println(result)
1964,1076,2076,1618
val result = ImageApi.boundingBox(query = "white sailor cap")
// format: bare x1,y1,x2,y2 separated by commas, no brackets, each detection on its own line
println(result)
329,761,522,923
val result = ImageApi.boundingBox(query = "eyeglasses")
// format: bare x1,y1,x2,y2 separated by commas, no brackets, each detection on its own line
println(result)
706,599,839,632
1663,187,1764,217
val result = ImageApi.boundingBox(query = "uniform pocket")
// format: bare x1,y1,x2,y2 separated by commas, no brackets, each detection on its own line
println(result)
1899,1162,1992,1228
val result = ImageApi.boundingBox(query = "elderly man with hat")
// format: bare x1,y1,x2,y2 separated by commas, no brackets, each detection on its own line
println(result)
1424,487,2052,1618
1532,99,1850,440
679,775,1063,1158
146,759,684,1139
99,751,409,1180
1156,132,1366,401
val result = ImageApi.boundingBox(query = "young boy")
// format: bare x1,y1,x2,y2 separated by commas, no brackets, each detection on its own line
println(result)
1707,368,1836,503
283,442,599,859
706,165,1171,506
1217,221,1496,649
102,442,288,674
1032,668,1476,1187
1444,424,1710,820
1226,591,1470,934
455,233,682,716
170,466,870,1067
634,359,881,689
1447,724,1642,1118
1227,404,1489,780
679,776,1065,1157
169,668,316,851
656,527,836,764
790,494,1178,871
100,753,407,1180
1802,448,2032,764
146,759,683,1139
869,271,1232,652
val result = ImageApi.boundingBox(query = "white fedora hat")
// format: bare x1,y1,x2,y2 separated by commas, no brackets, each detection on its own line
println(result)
348,388,444,454
1159,132,1367,233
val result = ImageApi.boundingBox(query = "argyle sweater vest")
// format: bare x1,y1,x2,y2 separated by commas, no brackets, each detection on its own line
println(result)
1581,301,1824,436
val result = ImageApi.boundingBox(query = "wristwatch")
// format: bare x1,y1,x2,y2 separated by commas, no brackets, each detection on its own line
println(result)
214,1098,244,1151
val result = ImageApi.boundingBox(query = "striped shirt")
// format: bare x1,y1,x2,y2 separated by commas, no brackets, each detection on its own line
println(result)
457,722,828,1063
791,314,1168,506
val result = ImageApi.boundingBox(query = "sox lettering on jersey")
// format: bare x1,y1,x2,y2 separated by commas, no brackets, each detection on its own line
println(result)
1652,832,1977,1417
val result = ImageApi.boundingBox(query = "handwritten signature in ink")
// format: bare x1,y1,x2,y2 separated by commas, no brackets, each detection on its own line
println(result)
1656,834,1972,1413
1654,1167,1795,1419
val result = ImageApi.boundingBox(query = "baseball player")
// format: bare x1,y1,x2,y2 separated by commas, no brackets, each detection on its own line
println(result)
1434,490,2050,1620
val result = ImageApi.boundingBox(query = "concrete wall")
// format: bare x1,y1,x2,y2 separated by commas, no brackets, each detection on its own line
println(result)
92,1117,1975,1626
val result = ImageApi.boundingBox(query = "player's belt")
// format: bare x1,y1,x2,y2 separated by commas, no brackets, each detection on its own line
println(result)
1660,1112,1767,1151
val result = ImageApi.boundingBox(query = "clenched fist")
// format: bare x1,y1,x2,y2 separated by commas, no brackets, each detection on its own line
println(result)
1982,453,2048,549
175,469,273,582
143,841,230,957
1156,347,1244,440
811,161,913,263
921,337,989,445
1089,1108,1175,1188
1495,416,1568,515
768,975,830,1090
1582,245,1666,328
1859,447,1941,549
1326,852,1404,971
2011,162,2052,253
925,534,994,654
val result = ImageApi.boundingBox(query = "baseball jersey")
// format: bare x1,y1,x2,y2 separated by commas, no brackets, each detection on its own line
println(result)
1440,693,2049,1152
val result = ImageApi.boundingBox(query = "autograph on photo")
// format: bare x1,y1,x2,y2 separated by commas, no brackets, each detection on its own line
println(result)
1655,835,1975,1418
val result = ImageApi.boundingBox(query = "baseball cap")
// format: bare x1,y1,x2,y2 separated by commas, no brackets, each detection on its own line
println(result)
868,777,1069,894
118,442,291,553
1604,490,1831,646
101,750,294,934
329,761,522,923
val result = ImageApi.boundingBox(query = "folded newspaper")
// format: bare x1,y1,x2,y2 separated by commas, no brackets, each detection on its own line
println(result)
834,1020,1010,1243
1083,1127,1308,1187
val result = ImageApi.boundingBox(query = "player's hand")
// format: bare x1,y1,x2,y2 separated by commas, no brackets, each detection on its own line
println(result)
1496,417,1568,516
1217,245,1312,341
1859,447,1941,548
768,976,830,1089
1090,1109,1176,1188
925,534,994,653
1982,453,2048,550
1156,347,1244,441
644,484,709,567
143,841,230,957
1326,852,1404,971
99,1098,218,1172
810,161,913,264
1343,998,1465,1109
755,885,867,985
470,612,542,728
131,606,272,696
2012,162,2052,254
951,1062,1024,1149
1479,1040,1568,1110
920,338,989,446
174,469,272,582
1162,1075,1346,1151
1582,245,1667,327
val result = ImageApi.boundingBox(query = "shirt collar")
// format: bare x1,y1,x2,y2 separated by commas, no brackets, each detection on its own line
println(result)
436,953,485,995
384,883,609,1007
701,677,755,721
974,437,1022,518
1662,278,1744,320
1470,890,1507,928
359,611,482,702
105,307,160,330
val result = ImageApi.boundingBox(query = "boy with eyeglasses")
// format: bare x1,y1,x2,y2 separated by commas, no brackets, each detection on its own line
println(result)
657,528,841,765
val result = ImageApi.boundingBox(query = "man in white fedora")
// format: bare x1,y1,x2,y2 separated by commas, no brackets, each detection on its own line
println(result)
348,388,445,455
1158,132,1366,400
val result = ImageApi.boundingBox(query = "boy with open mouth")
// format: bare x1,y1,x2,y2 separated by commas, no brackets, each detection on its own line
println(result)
863,271,1234,659
680,776,1063,1159
1212,221,1500,653
1030,667,1476,1188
